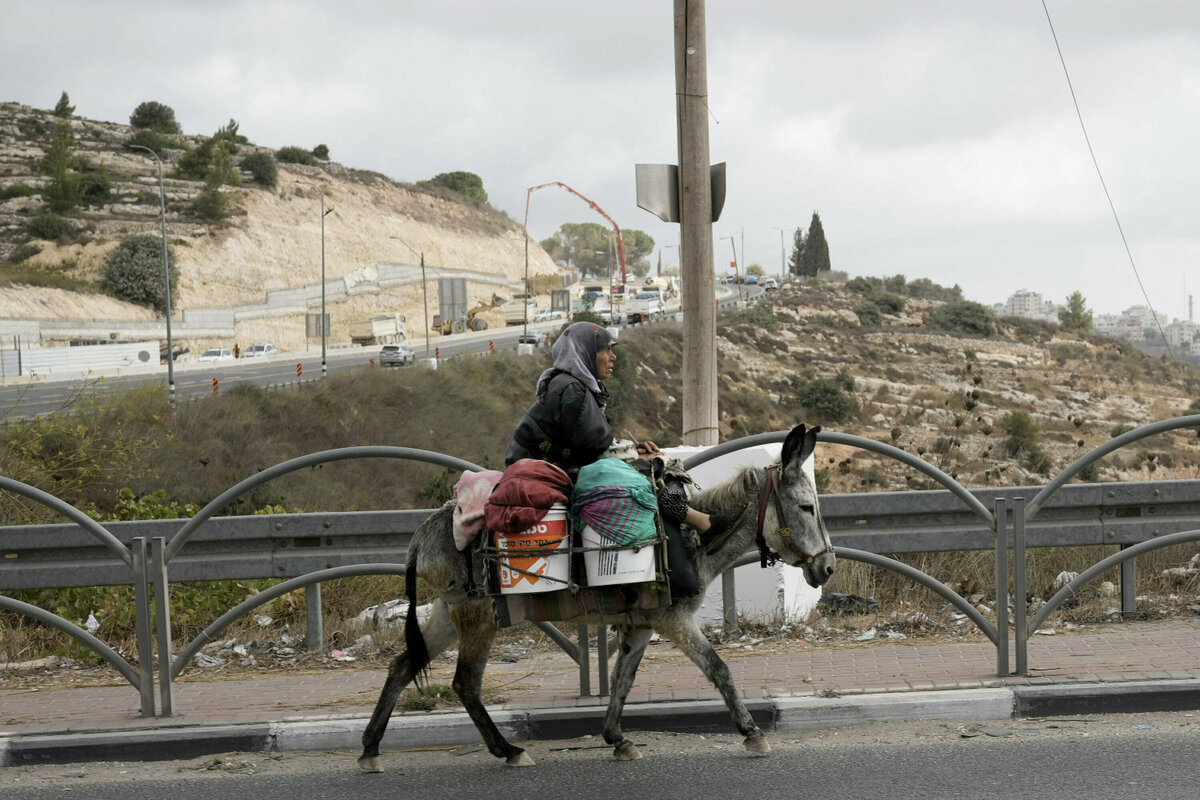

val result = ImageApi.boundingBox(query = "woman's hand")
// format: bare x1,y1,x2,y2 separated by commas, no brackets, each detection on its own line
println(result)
635,440,663,458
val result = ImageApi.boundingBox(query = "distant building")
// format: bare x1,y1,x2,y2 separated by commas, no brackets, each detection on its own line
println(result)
997,289,1057,323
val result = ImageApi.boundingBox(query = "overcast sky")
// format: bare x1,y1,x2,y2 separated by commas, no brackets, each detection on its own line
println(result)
5,1,1200,317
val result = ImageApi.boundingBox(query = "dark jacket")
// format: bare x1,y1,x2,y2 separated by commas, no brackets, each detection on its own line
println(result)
505,371,613,474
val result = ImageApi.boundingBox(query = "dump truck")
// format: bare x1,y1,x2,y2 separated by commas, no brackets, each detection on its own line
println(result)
504,294,539,326
349,313,406,345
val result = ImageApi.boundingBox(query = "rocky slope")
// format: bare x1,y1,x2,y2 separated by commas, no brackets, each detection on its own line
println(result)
0,102,558,352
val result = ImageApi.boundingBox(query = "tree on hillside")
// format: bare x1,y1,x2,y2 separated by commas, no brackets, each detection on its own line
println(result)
130,101,182,134
53,91,74,118
1058,290,1093,334
540,222,617,280
101,234,178,313
799,212,831,277
746,263,765,277
421,171,488,203
621,229,655,279
787,227,805,276
312,144,330,161
39,121,82,213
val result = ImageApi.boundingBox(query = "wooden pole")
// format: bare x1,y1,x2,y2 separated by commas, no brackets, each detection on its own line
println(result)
675,0,718,446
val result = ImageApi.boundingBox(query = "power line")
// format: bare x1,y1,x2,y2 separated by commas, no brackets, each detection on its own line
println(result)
1041,0,1175,361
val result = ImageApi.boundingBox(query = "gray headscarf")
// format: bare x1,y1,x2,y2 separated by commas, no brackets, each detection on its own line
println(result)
536,322,615,398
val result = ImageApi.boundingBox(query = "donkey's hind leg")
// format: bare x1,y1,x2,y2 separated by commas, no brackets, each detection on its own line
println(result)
601,625,654,760
359,598,457,773
659,616,771,755
449,599,534,766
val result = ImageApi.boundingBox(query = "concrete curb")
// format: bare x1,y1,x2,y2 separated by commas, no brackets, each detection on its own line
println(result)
4,681,1200,766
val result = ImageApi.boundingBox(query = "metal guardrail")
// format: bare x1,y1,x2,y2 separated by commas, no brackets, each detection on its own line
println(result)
4,420,1200,717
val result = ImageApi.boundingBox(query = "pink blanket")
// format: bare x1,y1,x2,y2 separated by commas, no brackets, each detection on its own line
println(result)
452,469,503,551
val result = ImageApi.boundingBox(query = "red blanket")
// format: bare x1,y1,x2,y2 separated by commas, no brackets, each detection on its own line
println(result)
485,459,572,534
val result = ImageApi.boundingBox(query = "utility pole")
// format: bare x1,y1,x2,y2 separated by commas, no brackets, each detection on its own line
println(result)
675,0,718,447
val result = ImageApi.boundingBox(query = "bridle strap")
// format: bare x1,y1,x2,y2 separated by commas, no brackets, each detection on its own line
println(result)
757,464,830,567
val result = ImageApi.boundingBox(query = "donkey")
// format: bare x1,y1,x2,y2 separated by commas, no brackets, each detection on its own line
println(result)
359,423,836,772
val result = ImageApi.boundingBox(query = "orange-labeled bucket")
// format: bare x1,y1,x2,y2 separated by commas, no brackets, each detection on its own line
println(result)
497,504,570,594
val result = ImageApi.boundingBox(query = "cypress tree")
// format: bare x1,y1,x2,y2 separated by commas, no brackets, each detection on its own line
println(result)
799,212,831,277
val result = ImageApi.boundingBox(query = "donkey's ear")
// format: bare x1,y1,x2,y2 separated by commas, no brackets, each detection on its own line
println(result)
782,424,821,471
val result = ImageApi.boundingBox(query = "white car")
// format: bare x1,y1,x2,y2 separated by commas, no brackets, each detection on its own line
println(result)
243,343,278,358
533,308,564,322
197,348,233,362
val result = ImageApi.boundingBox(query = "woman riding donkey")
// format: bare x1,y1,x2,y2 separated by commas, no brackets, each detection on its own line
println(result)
505,320,730,596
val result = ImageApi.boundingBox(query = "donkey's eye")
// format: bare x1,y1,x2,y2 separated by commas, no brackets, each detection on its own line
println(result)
800,504,815,515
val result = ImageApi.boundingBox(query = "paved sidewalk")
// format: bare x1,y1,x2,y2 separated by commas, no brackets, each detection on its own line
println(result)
3,621,1200,765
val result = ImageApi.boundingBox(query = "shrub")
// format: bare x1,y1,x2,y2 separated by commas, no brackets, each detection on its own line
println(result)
125,129,177,158
53,91,75,118
276,146,318,166
77,161,111,206
793,370,860,424
730,304,779,333
0,183,35,200
239,151,278,188
100,234,177,312
872,292,905,314
929,300,995,337
193,185,230,223
175,138,240,184
26,211,72,241
130,100,182,134
312,144,330,160
854,303,882,326
420,171,488,203
999,410,1052,474
5,243,42,263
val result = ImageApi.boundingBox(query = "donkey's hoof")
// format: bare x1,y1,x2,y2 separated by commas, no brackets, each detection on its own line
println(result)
506,750,536,767
743,734,771,755
358,756,384,773
614,742,643,761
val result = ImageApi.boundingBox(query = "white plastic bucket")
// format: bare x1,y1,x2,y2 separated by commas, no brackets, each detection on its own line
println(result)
497,504,570,594
581,525,657,587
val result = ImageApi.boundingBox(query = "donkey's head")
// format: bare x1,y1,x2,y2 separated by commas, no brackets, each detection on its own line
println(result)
767,424,836,588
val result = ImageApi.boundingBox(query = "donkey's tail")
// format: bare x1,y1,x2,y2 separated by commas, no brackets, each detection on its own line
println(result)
404,551,431,685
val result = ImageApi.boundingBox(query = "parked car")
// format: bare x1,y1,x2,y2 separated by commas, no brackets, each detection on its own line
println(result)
598,308,621,325
243,342,278,358
517,333,544,348
197,348,233,362
378,344,415,367
745,275,759,285
533,308,564,322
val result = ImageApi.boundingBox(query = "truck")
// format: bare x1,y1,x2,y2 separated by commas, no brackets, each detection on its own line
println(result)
349,313,406,346
433,293,505,334
642,275,678,299
503,294,538,326
625,289,666,325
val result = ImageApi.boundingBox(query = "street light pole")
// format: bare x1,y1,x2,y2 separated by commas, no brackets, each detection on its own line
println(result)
129,144,174,397
297,181,328,377
772,227,786,280
721,235,738,294
391,236,430,358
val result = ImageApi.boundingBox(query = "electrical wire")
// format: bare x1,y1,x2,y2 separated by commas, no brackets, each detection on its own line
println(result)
1041,0,1176,361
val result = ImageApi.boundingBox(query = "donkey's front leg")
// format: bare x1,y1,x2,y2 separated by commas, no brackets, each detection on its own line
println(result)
601,626,653,760
660,618,770,755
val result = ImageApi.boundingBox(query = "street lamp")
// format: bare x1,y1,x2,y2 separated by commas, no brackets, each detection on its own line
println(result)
391,237,431,358
128,144,174,396
297,181,329,377
662,243,679,276
772,227,786,280
720,235,739,294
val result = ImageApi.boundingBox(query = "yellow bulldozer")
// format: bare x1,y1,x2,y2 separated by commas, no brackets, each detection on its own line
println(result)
436,293,505,335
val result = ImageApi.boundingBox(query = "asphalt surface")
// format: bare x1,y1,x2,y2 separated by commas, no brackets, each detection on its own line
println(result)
3,619,1199,767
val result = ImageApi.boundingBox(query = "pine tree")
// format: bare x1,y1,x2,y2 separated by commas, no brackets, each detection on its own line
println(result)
39,121,81,213
53,91,75,118
787,227,805,276
1058,291,1093,333
799,212,831,277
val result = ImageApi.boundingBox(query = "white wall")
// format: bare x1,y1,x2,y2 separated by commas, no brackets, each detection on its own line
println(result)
664,443,823,626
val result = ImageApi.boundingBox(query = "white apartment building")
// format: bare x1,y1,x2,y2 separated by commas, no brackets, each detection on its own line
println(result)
997,289,1058,322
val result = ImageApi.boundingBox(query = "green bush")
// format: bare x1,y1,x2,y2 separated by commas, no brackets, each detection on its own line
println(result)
77,161,111,206
420,171,488,203
0,183,35,200
730,304,779,333
5,243,42,263
999,410,1052,474
130,100,181,134
100,234,177,312
26,211,72,241
854,303,882,326
276,146,318,166
193,185,231,223
792,370,860,424
929,300,995,337
125,129,177,158
312,144,330,161
239,151,278,188
872,292,905,314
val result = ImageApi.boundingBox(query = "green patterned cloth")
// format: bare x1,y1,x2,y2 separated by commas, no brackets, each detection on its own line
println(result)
571,458,659,547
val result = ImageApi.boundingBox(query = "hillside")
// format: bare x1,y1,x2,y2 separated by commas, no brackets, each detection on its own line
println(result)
0,102,559,353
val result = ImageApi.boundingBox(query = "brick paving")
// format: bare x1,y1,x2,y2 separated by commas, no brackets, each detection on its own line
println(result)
2,620,1198,738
